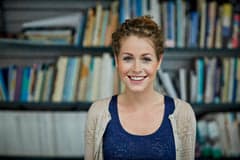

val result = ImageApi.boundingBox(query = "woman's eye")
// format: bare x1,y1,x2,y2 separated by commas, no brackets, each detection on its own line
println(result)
142,57,152,62
123,56,132,61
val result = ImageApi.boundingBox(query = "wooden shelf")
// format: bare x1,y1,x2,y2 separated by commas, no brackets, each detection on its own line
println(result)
0,38,239,58
0,101,239,116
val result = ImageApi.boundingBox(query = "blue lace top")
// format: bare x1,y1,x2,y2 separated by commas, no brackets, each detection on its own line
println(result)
103,95,176,160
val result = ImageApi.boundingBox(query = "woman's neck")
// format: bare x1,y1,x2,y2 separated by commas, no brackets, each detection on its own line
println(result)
119,89,163,111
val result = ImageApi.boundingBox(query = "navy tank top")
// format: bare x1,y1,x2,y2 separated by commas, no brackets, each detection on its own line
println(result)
103,95,176,160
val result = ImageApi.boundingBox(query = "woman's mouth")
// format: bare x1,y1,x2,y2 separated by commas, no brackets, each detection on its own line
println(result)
128,76,147,81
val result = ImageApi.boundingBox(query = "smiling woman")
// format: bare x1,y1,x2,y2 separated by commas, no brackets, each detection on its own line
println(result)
115,35,161,93
85,16,196,160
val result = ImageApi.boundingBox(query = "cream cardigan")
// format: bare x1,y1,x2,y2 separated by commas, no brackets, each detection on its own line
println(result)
85,96,196,160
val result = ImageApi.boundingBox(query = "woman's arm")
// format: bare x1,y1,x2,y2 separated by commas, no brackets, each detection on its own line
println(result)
84,103,97,160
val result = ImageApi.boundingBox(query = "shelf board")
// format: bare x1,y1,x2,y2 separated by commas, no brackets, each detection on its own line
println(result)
0,101,91,111
192,103,240,117
0,156,238,160
0,38,239,58
0,101,239,116
164,48,240,58
0,156,83,160
0,38,113,58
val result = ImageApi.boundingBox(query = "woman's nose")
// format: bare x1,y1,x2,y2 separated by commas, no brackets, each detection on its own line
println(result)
132,60,142,73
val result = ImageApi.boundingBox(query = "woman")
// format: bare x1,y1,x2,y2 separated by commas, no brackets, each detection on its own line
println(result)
85,16,196,160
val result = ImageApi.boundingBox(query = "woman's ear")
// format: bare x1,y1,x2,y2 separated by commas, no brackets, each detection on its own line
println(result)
114,55,118,68
157,54,163,69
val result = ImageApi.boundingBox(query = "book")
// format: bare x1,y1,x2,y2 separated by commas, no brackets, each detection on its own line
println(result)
104,1,119,46
77,54,91,101
92,4,103,46
190,70,197,103
62,57,81,102
196,58,204,103
22,13,85,46
20,66,31,101
157,69,178,98
99,53,114,99
52,57,68,102
0,67,8,101
83,8,95,47
179,68,187,101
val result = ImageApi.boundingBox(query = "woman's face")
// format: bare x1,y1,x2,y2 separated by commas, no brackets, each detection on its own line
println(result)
115,35,162,93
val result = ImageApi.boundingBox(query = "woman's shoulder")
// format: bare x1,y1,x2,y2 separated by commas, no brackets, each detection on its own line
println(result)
87,96,112,117
172,97,196,120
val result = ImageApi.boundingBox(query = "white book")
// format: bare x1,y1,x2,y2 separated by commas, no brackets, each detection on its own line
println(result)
38,112,55,156
215,8,223,49
179,68,187,101
74,112,87,156
99,53,114,99
206,1,217,48
215,113,229,155
142,0,150,17
33,65,44,102
91,56,102,101
2,112,22,155
92,4,103,46
0,112,7,154
190,70,197,103
225,113,239,156
22,13,84,45
53,112,86,156
52,57,68,102
204,58,216,103
77,54,91,101
199,0,206,48
176,0,186,48
19,112,41,156
157,69,178,98
150,0,160,25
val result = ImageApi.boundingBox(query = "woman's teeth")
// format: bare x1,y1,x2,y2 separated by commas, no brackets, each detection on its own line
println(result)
129,76,145,81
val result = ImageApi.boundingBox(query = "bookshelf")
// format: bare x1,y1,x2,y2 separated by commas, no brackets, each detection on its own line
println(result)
0,0,239,159
0,39,240,115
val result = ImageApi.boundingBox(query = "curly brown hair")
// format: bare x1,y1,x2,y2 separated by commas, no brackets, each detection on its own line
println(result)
112,16,164,61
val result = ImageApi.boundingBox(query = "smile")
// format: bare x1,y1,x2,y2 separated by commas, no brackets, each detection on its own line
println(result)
128,76,147,81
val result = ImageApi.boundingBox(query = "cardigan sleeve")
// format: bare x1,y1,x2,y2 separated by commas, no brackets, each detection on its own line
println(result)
84,102,98,160
175,99,196,160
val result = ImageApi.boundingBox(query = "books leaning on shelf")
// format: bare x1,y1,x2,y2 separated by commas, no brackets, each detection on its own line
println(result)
21,1,119,47
21,13,86,46
155,56,240,104
1,56,239,104
0,53,117,102
22,27,75,45
118,0,240,49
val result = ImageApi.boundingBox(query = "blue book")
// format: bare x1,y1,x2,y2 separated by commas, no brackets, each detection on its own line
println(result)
135,0,142,17
76,12,87,46
176,0,184,48
188,12,199,48
20,66,31,101
232,58,238,102
166,0,175,47
0,68,9,101
62,57,79,102
197,59,204,103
